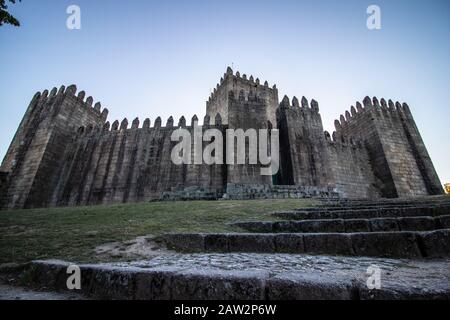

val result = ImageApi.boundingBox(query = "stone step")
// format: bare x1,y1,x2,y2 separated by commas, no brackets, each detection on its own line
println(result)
294,203,450,212
275,205,450,220
162,229,450,259
233,215,450,233
11,258,450,300
312,203,450,211
319,197,450,207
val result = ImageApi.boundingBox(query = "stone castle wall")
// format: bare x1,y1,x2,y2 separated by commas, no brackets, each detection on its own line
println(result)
326,138,381,199
48,115,226,207
0,68,444,209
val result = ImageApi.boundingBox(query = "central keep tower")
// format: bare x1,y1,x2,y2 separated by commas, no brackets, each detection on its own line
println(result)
205,67,279,127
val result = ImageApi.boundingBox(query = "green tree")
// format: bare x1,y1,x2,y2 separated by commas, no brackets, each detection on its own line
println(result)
0,0,21,27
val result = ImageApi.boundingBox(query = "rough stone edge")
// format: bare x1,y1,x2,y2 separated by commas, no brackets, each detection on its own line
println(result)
6,260,450,300
162,230,450,258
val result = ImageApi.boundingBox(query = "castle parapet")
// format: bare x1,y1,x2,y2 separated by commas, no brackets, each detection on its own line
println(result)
46,85,110,120
333,96,416,134
278,95,321,117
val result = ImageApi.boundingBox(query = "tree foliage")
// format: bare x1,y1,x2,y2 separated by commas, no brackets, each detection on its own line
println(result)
0,0,21,27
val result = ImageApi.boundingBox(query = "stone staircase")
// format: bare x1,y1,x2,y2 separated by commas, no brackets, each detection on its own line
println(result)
7,196,450,300
163,197,450,259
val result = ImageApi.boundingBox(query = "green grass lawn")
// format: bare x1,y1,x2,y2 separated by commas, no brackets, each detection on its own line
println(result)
0,199,315,264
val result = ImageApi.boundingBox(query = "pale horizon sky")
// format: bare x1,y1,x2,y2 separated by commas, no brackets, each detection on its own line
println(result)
1,0,449,186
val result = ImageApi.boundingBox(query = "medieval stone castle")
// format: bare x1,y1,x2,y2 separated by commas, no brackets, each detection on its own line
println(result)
0,67,444,209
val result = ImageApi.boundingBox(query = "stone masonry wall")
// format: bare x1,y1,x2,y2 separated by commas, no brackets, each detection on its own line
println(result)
0,85,107,208
334,96,443,198
50,115,226,206
226,90,273,186
326,138,381,199
276,96,333,187
396,102,443,195
0,69,443,209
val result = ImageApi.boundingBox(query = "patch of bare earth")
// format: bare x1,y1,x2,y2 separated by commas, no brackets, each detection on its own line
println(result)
94,235,171,260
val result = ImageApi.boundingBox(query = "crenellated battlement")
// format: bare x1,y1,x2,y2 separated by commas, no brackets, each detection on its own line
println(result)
34,85,109,121
333,96,412,133
324,130,364,148
329,96,415,163
278,95,320,114
206,67,279,127
75,113,225,137
207,67,277,106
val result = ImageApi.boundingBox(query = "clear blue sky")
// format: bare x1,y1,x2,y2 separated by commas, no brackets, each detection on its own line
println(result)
1,0,449,185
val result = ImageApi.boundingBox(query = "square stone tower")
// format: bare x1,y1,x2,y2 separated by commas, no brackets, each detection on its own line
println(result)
0,85,107,209
334,97,443,198
205,67,279,127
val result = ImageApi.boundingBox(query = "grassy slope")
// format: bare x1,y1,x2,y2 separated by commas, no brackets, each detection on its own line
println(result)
0,199,315,264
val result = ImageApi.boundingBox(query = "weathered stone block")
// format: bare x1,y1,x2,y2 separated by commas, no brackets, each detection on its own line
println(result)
303,233,354,255
134,267,181,300
28,260,70,291
438,215,450,229
351,232,421,258
434,206,450,216
272,221,296,232
89,266,138,299
419,229,450,258
170,269,268,300
267,273,356,300
297,219,345,233
397,216,436,231
227,234,275,253
274,234,305,253
344,219,370,232
73,264,102,296
204,234,229,252
162,233,205,252
369,218,399,232
337,210,370,219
